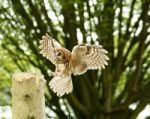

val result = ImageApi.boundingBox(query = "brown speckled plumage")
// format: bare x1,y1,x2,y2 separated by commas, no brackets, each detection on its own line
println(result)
39,34,109,96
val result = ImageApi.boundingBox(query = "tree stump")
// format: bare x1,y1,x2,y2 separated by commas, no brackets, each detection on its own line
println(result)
12,72,46,119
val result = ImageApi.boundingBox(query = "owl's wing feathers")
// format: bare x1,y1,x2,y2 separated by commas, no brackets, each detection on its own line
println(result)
84,45,109,69
72,45,109,75
39,34,61,64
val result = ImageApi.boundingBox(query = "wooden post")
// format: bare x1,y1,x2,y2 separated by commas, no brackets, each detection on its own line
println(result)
12,72,46,119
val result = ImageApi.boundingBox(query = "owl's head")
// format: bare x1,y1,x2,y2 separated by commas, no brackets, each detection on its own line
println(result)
55,49,64,62
55,48,71,63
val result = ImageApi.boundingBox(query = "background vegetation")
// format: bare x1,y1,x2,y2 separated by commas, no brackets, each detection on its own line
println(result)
0,0,150,118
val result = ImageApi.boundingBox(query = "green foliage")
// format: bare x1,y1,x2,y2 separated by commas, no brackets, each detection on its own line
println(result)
0,0,150,118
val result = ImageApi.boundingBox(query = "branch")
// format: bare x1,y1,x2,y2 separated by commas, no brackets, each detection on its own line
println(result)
60,1,77,49
26,0,47,35
118,0,123,40
67,94,90,118
11,0,34,29
124,0,136,40
39,0,58,36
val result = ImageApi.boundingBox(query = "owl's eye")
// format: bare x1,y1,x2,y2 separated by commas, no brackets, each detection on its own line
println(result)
57,53,61,56
56,51,62,56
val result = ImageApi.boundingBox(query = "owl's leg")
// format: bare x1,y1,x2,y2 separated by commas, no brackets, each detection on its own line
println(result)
61,63,70,75
48,69,62,77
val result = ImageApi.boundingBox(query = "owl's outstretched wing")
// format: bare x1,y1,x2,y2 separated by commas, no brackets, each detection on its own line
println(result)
71,45,109,75
39,34,61,64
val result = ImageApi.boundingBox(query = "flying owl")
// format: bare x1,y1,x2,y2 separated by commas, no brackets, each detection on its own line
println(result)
39,34,109,97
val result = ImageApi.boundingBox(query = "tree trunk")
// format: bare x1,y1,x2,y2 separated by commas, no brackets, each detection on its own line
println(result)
12,72,46,119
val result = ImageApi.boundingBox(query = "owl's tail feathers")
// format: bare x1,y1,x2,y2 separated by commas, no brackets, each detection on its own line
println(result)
49,75,73,97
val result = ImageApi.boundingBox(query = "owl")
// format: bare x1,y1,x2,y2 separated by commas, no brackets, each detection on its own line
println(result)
39,34,109,97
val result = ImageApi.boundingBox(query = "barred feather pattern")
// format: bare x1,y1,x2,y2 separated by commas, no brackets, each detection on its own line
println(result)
39,34,109,96
49,75,73,97
39,34,61,64
84,45,109,69
70,45,109,75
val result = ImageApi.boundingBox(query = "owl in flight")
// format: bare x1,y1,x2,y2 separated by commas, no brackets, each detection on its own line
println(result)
39,34,109,97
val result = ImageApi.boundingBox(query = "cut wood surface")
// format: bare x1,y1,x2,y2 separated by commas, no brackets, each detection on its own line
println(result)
12,72,46,119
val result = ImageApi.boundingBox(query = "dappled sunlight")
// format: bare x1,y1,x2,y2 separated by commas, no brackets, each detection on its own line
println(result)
0,0,150,118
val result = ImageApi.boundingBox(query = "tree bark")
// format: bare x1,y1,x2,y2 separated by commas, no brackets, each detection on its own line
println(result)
12,72,46,119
